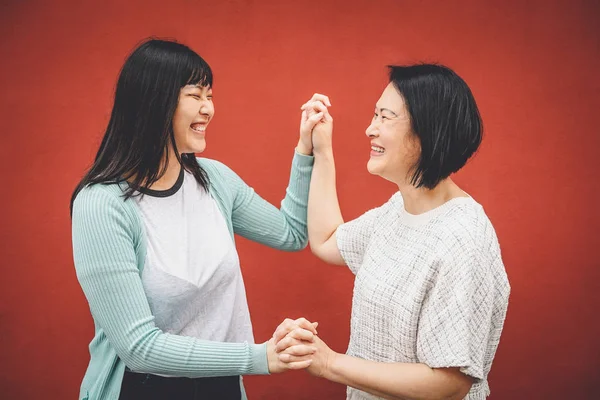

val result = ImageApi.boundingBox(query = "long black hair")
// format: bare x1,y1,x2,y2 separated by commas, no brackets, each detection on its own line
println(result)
70,38,212,214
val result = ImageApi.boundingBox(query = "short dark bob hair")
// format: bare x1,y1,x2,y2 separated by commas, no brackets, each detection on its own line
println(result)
388,64,482,189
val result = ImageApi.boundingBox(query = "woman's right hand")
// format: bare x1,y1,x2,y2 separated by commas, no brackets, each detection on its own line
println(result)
266,336,314,373
299,93,333,156
266,317,319,373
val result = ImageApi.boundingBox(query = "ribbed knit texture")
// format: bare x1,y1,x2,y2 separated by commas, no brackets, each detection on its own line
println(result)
71,152,314,400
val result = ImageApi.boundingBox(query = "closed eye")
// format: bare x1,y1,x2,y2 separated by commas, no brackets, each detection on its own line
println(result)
373,112,389,121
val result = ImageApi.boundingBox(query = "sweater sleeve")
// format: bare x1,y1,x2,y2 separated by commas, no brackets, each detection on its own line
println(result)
335,193,399,274
216,151,314,251
415,242,508,381
72,185,269,377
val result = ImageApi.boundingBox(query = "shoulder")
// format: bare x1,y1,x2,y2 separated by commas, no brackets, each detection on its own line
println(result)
196,157,235,177
439,197,498,243
73,182,125,208
368,191,403,219
435,197,503,266
337,192,401,241
72,182,139,227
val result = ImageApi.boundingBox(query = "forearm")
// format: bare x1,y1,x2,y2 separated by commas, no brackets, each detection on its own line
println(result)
228,148,314,251
122,330,269,377
325,353,471,400
308,148,343,252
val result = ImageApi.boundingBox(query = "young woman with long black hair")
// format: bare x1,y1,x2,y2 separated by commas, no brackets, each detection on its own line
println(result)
71,38,318,400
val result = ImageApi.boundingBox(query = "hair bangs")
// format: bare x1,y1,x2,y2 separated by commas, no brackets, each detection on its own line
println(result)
184,54,213,88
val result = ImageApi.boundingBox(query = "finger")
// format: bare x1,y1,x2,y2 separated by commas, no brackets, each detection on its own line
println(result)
310,93,331,107
301,100,328,114
294,318,318,335
288,327,315,342
301,110,307,124
276,337,307,353
287,359,313,370
312,101,328,114
279,353,314,365
303,112,324,132
276,327,315,352
312,322,319,330
308,112,324,122
303,106,319,120
282,344,317,357
273,319,296,343
303,112,324,131
275,336,300,352
304,103,332,124
274,318,294,334
273,326,291,344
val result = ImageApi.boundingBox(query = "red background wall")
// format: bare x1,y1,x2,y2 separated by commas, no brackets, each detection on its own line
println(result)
1,1,598,399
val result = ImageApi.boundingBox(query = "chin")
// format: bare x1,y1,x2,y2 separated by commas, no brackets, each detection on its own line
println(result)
367,159,382,176
189,140,206,154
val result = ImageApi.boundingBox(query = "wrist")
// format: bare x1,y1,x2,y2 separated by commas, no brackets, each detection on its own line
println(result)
265,339,278,374
313,146,334,159
323,350,341,381
296,140,313,156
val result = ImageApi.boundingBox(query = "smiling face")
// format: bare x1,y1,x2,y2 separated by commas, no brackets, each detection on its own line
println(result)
365,83,421,185
172,84,214,154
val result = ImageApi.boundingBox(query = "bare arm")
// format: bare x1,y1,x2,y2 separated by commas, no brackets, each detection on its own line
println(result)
278,335,472,400
301,94,346,265
325,352,473,400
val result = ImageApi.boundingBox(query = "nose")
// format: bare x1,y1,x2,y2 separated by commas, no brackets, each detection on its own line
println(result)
199,100,214,118
366,121,378,138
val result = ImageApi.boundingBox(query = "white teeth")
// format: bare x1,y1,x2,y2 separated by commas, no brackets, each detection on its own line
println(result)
371,145,384,153
191,125,206,132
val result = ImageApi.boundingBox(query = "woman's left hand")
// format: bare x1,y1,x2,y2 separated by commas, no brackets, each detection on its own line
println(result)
297,93,332,155
277,332,336,378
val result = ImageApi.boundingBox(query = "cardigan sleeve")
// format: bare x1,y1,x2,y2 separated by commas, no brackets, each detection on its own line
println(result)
210,151,314,251
72,184,269,377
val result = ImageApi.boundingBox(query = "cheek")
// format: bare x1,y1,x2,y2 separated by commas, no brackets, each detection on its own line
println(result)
402,138,421,168
173,104,195,129
172,115,186,135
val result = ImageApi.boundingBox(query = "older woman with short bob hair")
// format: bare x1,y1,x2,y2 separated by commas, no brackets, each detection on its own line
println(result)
275,64,510,400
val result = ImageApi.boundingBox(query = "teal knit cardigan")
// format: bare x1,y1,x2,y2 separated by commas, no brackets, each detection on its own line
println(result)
71,152,314,399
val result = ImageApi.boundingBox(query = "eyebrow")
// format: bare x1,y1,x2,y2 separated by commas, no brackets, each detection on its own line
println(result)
186,84,211,90
375,107,399,117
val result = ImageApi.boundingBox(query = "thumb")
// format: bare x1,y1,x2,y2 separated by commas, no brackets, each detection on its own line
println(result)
305,111,324,131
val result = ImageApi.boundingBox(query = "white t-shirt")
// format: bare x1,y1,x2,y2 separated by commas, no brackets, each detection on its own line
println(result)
134,168,254,364
336,192,510,400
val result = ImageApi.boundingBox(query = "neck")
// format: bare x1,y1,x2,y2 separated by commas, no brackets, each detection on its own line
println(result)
396,178,467,215
148,147,182,191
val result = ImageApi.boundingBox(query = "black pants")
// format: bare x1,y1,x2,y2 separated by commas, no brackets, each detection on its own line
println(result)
118,371,242,400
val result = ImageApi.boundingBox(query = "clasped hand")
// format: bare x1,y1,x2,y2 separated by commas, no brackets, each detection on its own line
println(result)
298,93,333,156
266,317,335,378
